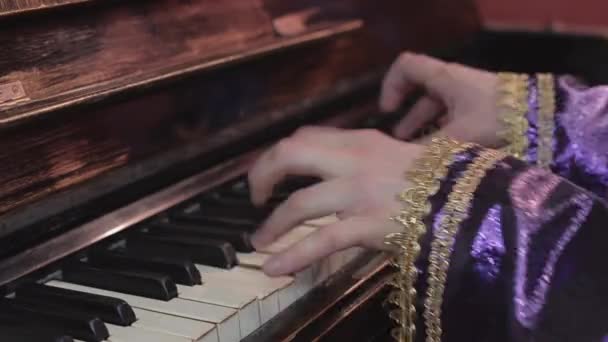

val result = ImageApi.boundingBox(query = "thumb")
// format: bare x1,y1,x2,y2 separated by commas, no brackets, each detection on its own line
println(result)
380,52,453,113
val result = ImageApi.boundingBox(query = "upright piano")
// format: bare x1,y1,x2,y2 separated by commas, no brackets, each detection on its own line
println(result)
0,1,481,341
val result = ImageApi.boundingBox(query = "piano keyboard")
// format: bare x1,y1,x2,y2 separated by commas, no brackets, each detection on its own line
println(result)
1,177,364,342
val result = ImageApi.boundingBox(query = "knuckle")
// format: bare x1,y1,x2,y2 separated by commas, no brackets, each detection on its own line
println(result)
433,63,453,81
397,51,417,66
359,180,379,202
271,138,297,160
325,229,342,251
293,125,317,138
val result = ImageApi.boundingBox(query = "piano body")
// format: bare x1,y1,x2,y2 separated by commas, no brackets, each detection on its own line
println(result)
0,1,480,341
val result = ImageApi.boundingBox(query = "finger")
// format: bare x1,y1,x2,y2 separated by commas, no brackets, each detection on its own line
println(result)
263,217,384,276
251,178,353,249
248,140,350,205
380,52,451,112
290,125,351,147
393,96,443,140
414,121,460,145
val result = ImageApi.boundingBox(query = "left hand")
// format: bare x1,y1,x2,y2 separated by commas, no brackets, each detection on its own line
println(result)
248,126,425,276
379,53,501,146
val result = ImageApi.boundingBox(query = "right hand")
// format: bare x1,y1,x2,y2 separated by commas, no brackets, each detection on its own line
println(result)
247,126,425,276
380,52,503,147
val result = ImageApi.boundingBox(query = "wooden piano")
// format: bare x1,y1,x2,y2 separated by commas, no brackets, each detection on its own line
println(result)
0,1,481,341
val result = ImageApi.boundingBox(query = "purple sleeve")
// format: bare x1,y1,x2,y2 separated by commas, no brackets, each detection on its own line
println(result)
415,154,608,342
525,74,608,198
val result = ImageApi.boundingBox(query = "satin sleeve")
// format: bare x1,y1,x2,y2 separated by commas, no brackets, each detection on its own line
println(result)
500,73,608,198
385,140,608,342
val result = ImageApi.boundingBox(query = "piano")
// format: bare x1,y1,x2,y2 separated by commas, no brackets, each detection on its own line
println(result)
0,1,482,341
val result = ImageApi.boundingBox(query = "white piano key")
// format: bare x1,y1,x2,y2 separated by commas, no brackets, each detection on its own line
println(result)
238,252,312,299
48,280,239,342
177,284,260,338
260,225,317,254
327,247,364,274
342,247,365,264
133,308,218,342
195,265,295,323
107,324,189,342
195,265,280,323
328,251,346,274
204,265,297,310
236,252,270,269
309,256,333,285
293,265,315,297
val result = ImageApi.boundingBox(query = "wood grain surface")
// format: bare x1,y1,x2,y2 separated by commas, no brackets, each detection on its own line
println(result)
0,0,480,234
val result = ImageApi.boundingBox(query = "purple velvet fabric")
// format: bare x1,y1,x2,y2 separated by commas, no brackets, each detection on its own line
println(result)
534,75,608,198
526,75,540,164
412,74,608,341
417,155,608,342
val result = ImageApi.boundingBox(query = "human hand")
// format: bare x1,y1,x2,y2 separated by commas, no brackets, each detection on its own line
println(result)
380,52,501,147
248,126,425,276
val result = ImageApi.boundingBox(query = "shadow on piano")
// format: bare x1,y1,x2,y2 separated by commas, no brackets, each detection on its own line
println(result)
10,0,608,341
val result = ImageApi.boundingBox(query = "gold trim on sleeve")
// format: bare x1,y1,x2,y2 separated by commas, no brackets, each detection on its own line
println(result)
536,73,556,169
423,148,506,342
498,73,529,161
384,138,472,342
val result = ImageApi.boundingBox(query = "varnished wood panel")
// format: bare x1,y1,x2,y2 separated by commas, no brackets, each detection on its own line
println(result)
0,0,480,237
0,0,90,17
0,0,275,123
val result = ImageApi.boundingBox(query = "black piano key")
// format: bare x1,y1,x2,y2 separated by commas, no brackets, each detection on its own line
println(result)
146,222,254,252
0,298,109,342
16,283,136,326
227,179,250,196
272,176,320,196
88,250,202,286
0,325,74,342
127,233,238,269
197,192,281,210
171,210,258,230
226,176,318,200
63,262,178,301
195,203,271,221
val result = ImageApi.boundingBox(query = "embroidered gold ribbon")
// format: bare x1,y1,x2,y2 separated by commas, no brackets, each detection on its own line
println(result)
423,148,506,342
498,73,529,160
536,73,556,169
384,138,471,342
498,72,556,168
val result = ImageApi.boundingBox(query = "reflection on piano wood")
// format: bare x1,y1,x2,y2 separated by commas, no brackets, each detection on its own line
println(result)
0,0,91,17
0,0,480,341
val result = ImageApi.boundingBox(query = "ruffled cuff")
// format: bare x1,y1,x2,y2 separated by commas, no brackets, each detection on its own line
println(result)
384,138,507,342
387,137,608,341
499,72,608,197
498,73,556,169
